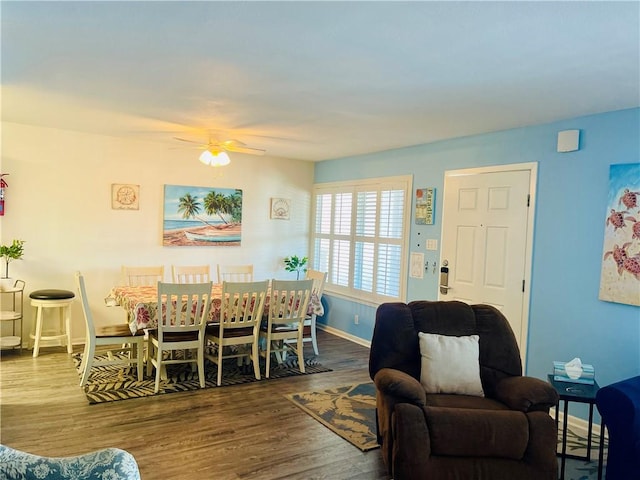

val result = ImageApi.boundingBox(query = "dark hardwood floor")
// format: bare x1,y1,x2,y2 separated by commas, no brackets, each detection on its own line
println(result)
0,330,389,479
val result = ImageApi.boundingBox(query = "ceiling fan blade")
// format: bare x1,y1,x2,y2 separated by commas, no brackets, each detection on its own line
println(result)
223,145,266,155
173,136,207,146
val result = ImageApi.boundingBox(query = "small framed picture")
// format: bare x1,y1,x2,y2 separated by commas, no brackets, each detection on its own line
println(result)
112,184,140,210
270,197,291,220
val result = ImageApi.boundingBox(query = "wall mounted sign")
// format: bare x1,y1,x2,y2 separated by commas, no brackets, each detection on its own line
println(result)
162,184,242,246
112,184,139,210
599,163,640,306
415,188,435,225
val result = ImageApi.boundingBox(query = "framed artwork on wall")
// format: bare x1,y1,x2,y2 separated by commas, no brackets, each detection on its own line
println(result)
270,197,291,220
111,184,139,210
162,184,242,246
415,188,435,224
598,163,640,306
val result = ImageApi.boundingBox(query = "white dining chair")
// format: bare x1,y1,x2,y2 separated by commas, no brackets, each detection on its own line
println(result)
300,269,327,355
172,264,211,284
259,279,313,378
75,271,145,387
147,281,212,393
121,265,164,286
205,280,269,386
217,264,254,283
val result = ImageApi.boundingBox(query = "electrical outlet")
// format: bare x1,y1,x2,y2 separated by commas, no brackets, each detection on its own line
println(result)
354,314,359,325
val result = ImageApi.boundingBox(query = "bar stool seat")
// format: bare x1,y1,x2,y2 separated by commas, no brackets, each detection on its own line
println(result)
29,289,75,358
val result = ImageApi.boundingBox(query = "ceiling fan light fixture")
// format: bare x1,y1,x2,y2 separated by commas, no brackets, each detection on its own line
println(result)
199,149,231,167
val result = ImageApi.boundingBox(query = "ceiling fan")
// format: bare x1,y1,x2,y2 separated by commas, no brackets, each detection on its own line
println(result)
174,137,266,155
173,137,266,167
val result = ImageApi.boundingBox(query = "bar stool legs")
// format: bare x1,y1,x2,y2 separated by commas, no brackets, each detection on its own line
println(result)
29,289,75,357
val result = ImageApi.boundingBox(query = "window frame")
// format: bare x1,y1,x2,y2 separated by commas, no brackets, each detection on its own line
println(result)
310,175,413,306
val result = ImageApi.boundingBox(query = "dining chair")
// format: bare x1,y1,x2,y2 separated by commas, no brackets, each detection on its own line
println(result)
74,271,145,387
259,279,313,378
204,280,269,386
121,265,164,286
216,264,254,283
147,281,212,393
301,269,327,355
172,264,211,284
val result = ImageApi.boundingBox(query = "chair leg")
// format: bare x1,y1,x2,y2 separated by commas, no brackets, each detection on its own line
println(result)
297,335,305,374
63,303,73,354
135,341,144,381
154,348,162,394
310,314,319,355
197,346,205,388
32,306,44,358
216,342,223,386
80,341,96,387
146,342,154,377
265,337,272,379
252,341,260,381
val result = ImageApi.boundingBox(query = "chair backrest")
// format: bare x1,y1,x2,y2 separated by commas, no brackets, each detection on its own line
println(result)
122,265,164,286
74,271,96,339
220,280,269,331
305,269,327,300
172,264,211,284
369,300,523,396
157,282,212,337
269,279,314,324
217,264,254,283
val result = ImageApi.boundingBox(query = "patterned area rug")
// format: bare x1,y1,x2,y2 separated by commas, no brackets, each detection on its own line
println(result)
286,382,608,479
286,382,379,451
74,352,331,404
560,426,608,480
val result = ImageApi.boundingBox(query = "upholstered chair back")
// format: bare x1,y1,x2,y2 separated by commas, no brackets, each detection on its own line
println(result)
369,300,523,398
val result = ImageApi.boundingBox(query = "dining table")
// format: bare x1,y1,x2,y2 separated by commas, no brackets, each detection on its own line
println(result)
107,283,324,335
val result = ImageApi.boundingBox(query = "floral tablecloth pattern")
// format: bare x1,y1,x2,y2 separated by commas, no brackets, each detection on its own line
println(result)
109,284,323,335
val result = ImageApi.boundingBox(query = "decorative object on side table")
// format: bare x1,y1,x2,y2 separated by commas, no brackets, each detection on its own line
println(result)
553,357,595,385
284,255,308,280
0,239,25,291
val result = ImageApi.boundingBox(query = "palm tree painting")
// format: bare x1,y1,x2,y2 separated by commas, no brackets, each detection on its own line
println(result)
163,185,242,246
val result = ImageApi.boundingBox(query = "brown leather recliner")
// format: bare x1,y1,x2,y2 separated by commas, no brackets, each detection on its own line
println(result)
369,301,559,480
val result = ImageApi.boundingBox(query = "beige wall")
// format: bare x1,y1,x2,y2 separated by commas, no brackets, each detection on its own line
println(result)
0,121,314,345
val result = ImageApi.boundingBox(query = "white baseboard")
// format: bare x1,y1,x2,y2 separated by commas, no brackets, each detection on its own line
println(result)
318,324,371,348
551,406,604,438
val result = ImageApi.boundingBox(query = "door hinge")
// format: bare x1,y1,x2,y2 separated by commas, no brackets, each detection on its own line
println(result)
522,279,525,292
527,194,530,207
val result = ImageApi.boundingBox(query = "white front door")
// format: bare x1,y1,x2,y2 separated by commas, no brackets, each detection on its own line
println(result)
439,163,537,365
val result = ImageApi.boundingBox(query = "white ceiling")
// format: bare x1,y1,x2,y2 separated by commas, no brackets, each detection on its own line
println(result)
2,1,639,162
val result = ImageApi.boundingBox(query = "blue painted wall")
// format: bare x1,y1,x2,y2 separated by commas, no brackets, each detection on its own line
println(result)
315,108,640,395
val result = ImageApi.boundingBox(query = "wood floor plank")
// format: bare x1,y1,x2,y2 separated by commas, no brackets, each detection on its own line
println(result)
0,330,389,479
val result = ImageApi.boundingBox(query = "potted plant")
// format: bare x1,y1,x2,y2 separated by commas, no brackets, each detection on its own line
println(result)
284,255,308,280
1,239,25,285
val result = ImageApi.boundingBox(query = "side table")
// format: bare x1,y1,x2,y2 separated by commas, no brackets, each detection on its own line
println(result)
547,374,604,480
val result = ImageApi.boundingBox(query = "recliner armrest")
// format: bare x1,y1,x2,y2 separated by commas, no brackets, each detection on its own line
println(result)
494,376,559,412
374,367,426,406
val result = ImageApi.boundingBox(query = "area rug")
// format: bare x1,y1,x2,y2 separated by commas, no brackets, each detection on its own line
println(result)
74,353,331,404
286,382,379,451
286,381,608,479
560,426,608,480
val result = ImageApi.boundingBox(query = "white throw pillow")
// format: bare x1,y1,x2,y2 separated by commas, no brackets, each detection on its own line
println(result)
418,332,484,397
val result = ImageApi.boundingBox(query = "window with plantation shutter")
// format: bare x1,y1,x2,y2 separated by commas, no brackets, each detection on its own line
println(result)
310,175,412,304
